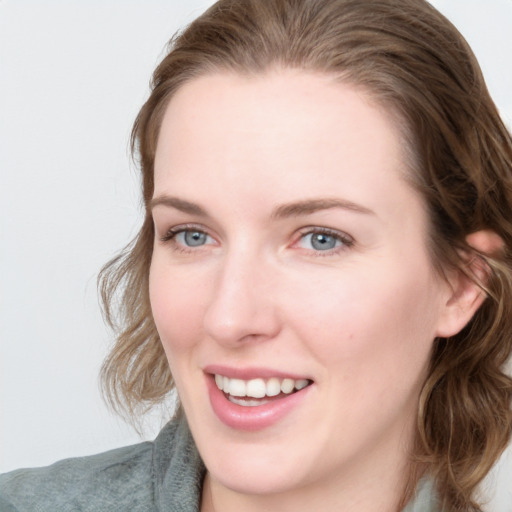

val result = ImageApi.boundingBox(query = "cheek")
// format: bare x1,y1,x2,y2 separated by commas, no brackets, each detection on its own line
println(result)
149,258,209,355
284,262,441,373
290,266,441,438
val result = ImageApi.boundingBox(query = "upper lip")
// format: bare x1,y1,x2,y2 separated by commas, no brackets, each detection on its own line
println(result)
203,364,312,381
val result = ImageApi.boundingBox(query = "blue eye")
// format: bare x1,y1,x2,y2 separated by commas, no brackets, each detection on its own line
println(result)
161,226,215,250
175,229,211,247
298,230,351,252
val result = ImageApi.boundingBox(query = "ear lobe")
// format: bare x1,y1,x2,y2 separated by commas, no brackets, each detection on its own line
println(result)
435,230,503,338
435,264,486,338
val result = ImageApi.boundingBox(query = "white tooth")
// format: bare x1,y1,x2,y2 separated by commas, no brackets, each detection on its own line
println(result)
223,376,230,393
266,378,281,397
214,374,223,390
228,378,247,397
295,379,309,390
281,378,295,394
246,378,266,398
229,396,270,407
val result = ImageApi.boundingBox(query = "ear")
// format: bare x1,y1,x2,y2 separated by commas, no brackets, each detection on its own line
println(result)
435,230,504,338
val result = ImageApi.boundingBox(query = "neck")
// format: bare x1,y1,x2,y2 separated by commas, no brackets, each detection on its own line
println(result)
200,445,418,512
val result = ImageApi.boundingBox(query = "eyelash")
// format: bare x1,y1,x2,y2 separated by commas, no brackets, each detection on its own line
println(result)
160,224,213,254
295,227,354,256
160,224,354,256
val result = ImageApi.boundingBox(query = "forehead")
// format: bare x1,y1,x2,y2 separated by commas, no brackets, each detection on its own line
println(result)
153,69,418,221
156,70,401,153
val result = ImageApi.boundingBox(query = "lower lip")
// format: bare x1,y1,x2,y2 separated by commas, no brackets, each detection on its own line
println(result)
206,375,312,431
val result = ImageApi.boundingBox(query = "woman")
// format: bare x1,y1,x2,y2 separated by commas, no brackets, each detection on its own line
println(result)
1,0,511,510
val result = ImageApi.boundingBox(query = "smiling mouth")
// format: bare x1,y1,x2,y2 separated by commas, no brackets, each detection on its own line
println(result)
214,374,313,407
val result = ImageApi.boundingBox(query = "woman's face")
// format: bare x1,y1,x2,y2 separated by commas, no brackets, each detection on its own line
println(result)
150,70,455,498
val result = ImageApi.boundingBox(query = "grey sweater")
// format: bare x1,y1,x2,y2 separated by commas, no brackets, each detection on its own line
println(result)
0,417,438,511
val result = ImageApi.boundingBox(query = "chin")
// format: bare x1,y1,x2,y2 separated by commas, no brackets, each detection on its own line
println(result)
208,455,305,496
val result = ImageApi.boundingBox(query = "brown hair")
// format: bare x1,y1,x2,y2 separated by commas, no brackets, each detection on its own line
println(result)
99,0,512,509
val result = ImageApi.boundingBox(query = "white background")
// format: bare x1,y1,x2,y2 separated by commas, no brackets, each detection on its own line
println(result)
1,1,511,509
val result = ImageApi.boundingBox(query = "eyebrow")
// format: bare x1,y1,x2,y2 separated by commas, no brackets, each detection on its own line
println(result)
150,195,210,216
150,195,374,218
271,198,374,219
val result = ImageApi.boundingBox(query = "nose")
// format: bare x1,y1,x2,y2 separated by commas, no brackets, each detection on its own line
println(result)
203,251,281,347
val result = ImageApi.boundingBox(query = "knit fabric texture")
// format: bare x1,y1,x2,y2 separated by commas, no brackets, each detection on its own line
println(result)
0,417,438,511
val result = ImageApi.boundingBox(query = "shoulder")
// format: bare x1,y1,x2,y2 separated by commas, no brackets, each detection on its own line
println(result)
0,418,202,512
0,440,154,512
